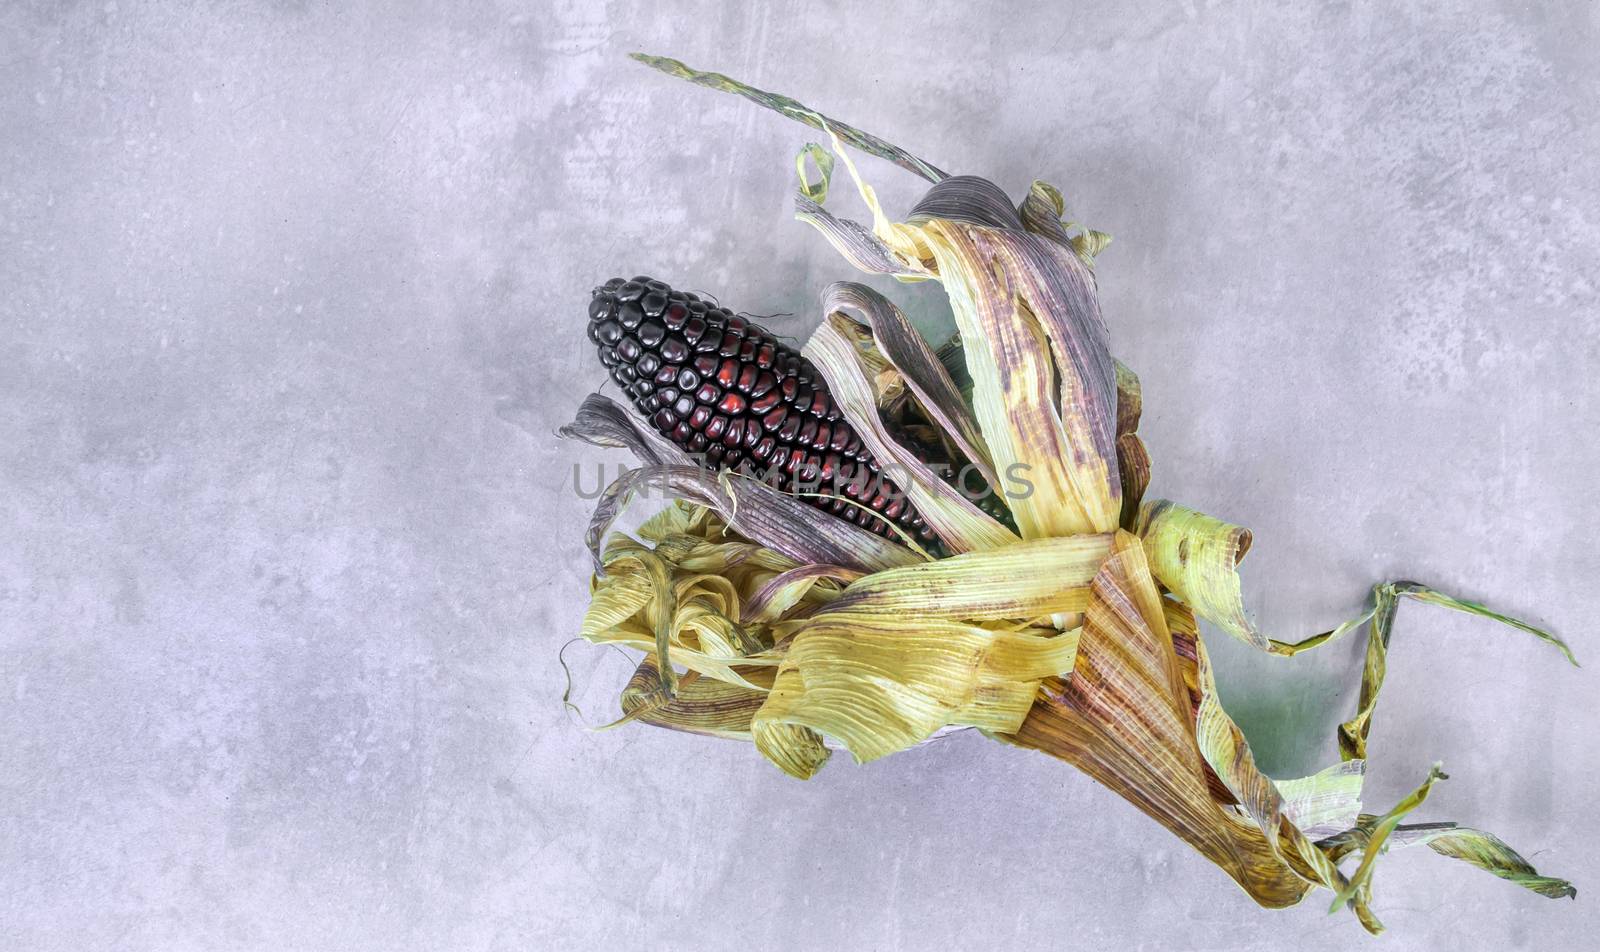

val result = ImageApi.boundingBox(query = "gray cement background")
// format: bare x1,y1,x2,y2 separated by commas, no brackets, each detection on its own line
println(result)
3,1,1597,949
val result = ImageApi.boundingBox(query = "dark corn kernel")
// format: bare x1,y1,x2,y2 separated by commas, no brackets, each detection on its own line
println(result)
750,389,782,414
659,337,689,363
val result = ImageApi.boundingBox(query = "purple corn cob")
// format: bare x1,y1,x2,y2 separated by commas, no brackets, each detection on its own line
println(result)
588,276,937,546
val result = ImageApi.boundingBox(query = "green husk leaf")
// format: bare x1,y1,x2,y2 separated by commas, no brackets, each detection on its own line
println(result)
1395,581,1577,666
1135,499,1269,651
630,52,947,183
1276,760,1367,840
1408,827,1576,898
795,142,834,203
1327,765,1449,916
1189,608,1372,926
1320,818,1577,901
1337,580,1577,761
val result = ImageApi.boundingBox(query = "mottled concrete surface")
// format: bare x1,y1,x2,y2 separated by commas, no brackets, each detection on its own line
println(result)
2,1,1597,949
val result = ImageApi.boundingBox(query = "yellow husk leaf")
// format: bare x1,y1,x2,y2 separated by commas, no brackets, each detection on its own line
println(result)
581,512,814,692
755,613,1078,776
819,135,1123,539
583,505,1092,780
820,533,1113,620
1002,532,1331,909
621,655,766,740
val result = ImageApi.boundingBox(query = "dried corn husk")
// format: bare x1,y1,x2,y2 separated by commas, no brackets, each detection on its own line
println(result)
556,53,1579,933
